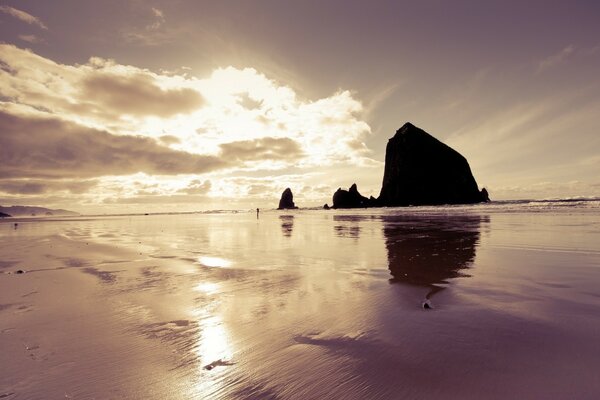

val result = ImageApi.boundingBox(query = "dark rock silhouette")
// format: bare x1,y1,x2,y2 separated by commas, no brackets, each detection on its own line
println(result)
277,188,298,210
323,204,330,210
480,188,490,202
332,184,377,209
379,123,488,206
383,214,485,302
0,212,11,218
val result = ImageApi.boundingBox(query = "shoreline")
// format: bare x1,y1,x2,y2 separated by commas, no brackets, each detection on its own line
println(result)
1,196,599,223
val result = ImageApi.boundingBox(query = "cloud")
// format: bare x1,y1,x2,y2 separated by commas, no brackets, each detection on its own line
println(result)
0,44,205,125
18,34,43,44
177,179,212,195
0,179,97,195
159,135,181,145
80,72,204,117
151,7,164,20
0,45,373,170
219,137,303,162
120,6,175,46
0,111,227,179
144,7,165,31
537,45,575,73
0,5,47,30
105,193,212,205
0,44,377,211
247,184,271,195
237,92,263,110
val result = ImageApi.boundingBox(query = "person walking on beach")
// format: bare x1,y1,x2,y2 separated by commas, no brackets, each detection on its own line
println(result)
256,208,260,219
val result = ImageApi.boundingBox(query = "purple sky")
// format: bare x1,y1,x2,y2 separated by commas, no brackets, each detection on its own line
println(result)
1,1,599,212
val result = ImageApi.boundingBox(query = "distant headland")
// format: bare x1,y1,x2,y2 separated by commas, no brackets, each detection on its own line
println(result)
0,205,79,217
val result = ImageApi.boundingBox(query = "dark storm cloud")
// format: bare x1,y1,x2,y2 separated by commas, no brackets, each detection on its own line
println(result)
0,111,227,179
219,137,303,162
80,72,204,117
0,179,97,195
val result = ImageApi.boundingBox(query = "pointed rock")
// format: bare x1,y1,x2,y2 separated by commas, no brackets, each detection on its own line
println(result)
378,123,488,206
278,188,298,210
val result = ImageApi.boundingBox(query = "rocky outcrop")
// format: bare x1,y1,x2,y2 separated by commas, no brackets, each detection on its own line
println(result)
0,212,11,218
378,123,488,206
480,188,490,202
277,188,298,209
332,184,378,209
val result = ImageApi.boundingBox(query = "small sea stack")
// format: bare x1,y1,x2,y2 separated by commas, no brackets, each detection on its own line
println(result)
332,184,378,209
278,188,298,210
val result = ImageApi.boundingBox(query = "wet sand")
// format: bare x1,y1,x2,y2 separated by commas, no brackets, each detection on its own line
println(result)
1,206,599,399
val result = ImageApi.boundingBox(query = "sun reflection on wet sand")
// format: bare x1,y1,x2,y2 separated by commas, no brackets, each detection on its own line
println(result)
198,256,232,268
198,315,233,365
189,309,235,398
194,282,220,295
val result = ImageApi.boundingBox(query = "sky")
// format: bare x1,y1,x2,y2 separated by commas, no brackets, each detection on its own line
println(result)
1,0,599,213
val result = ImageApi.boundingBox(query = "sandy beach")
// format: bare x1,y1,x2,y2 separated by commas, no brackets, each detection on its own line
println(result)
1,203,600,399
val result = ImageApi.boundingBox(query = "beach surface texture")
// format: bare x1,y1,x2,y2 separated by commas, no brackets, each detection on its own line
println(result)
1,201,599,399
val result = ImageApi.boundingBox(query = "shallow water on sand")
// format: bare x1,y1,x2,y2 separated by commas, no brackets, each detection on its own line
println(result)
1,206,599,399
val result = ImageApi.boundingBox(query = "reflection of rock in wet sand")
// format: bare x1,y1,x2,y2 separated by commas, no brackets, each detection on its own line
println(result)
383,215,485,302
279,215,294,237
333,214,367,238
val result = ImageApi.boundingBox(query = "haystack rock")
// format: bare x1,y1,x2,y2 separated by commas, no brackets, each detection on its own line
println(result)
278,188,298,210
332,184,377,209
378,123,488,206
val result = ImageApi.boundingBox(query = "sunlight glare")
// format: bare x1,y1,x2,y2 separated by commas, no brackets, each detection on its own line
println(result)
198,256,232,268
194,282,220,294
